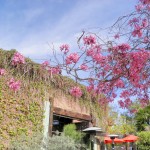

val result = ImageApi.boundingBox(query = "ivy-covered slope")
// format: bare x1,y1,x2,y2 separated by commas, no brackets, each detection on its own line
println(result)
0,49,103,149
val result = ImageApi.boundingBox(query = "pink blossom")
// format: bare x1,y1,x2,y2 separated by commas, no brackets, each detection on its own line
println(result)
41,61,49,69
60,44,69,54
140,0,150,5
118,43,130,52
83,35,96,45
11,52,25,66
92,53,102,63
92,54,107,64
132,25,142,37
80,64,88,71
48,66,61,75
130,109,137,114
128,18,139,26
140,98,149,107
86,48,95,57
103,65,111,72
70,86,82,98
124,98,132,108
129,50,149,86
112,93,117,98
115,79,125,88
120,90,130,98
98,97,110,105
65,53,79,65
118,100,125,108
112,43,130,53
135,4,144,11
114,34,120,39
0,68,6,75
94,45,101,53
86,45,101,57
86,84,94,92
147,5,150,10
113,67,122,75
142,18,148,28
144,37,149,43
7,78,21,91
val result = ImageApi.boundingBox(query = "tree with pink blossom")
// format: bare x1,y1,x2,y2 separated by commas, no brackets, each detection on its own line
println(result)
44,0,150,112
1,0,149,112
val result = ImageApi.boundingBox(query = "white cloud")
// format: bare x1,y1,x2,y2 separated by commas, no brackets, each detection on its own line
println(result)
18,0,113,57
0,0,136,61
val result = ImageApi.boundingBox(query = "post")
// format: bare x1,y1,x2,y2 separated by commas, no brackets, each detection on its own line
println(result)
94,138,97,150
49,97,54,137
108,135,118,150
43,100,50,138
126,142,129,150
42,99,52,150
112,139,115,150
90,135,94,150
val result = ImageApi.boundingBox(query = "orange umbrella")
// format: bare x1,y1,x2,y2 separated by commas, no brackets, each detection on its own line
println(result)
104,136,125,144
123,135,138,142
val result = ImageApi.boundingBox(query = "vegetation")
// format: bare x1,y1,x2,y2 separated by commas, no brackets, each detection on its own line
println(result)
63,124,85,143
135,105,150,131
137,131,150,150
107,113,136,135
0,70,44,148
10,132,82,150
0,49,103,149
0,1,149,149
49,0,150,112
130,106,150,150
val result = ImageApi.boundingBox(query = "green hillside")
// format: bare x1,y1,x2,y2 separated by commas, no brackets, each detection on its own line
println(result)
0,49,102,149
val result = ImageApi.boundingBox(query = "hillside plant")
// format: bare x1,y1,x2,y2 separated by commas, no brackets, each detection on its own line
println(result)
0,49,102,149
10,132,83,150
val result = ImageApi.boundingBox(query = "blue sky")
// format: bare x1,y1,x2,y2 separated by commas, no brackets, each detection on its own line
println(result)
0,0,137,62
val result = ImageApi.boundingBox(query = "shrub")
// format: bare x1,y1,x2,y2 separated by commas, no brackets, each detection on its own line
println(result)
10,132,43,150
9,132,82,150
46,134,82,150
63,124,85,143
137,131,150,150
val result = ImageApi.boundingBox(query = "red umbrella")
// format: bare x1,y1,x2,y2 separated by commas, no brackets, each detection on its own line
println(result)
123,135,138,142
104,136,125,144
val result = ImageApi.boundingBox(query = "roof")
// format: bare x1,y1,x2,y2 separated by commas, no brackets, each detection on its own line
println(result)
53,107,91,121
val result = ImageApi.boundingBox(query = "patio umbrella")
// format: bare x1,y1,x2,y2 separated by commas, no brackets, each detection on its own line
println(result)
123,135,138,150
123,135,138,142
104,136,125,144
